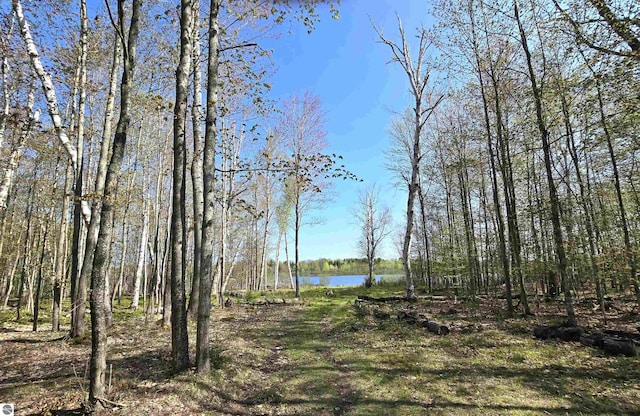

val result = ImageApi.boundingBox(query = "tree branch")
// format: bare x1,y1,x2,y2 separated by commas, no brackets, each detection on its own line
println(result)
219,42,258,53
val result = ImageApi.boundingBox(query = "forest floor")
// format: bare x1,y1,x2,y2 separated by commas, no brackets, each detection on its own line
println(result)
1,284,639,415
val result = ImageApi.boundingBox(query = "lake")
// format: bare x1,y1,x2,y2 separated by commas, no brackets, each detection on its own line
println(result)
296,274,402,287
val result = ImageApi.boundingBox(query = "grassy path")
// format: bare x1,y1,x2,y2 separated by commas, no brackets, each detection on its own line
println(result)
239,287,640,415
1,285,639,415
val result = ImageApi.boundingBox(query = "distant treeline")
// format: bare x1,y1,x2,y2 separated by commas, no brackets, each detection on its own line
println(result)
269,258,404,276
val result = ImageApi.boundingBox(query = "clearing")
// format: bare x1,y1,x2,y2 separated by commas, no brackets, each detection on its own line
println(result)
1,284,639,415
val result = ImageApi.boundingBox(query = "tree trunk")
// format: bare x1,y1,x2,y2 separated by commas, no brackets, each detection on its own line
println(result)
16,177,36,321
52,162,72,332
12,0,78,169
375,19,442,300
594,77,639,303
417,178,432,293
131,202,149,309
162,208,172,326
0,40,11,152
514,0,576,325
188,0,204,319
171,0,194,373
0,84,37,212
489,64,530,314
559,79,606,320
274,230,282,289
284,232,294,289
78,30,121,324
32,222,48,332
294,191,301,298
89,0,141,406
469,4,513,312
70,0,89,338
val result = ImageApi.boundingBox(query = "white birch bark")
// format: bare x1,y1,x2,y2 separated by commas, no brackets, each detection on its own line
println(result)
12,0,77,168
188,0,204,317
0,16,14,151
284,232,294,289
0,86,38,209
12,0,93,223
131,197,149,309
274,230,281,289
0,57,10,151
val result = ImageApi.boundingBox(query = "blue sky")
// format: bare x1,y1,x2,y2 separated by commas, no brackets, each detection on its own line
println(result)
82,0,435,261
265,0,435,260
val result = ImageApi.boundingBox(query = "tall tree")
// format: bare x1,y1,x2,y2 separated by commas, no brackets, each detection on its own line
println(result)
196,0,219,375
171,0,194,373
188,0,204,320
513,0,576,325
375,16,443,300
276,92,331,298
70,0,89,339
88,0,142,407
353,184,392,288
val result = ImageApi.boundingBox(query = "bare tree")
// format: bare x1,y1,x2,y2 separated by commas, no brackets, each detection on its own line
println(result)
353,185,393,288
276,92,331,298
374,16,443,300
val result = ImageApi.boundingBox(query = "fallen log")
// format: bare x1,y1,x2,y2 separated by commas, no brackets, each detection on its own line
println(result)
533,325,582,341
396,310,418,324
603,337,638,357
556,326,583,341
239,298,289,307
603,329,640,342
357,295,414,303
357,297,450,335
397,310,449,335
423,320,450,335
580,332,639,357
373,310,391,320
535,325,639,357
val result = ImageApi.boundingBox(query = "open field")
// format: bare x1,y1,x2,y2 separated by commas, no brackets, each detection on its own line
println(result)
1,284,639,415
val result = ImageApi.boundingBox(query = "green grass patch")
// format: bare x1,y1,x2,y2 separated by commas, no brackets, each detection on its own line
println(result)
4,284,640,415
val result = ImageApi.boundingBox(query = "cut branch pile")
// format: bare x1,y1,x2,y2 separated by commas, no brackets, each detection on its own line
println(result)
533,325,639,357
357,295,415,303
396,310,450,335
354,296,450,336
238,298,297,307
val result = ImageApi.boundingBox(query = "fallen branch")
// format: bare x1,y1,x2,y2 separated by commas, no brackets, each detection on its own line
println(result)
95,396,125,408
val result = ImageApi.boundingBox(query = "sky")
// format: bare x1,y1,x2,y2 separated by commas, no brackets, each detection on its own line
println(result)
81,0,436,261
263,0,435,260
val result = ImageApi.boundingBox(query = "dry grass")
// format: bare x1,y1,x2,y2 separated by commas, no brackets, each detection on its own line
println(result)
1,285,639,415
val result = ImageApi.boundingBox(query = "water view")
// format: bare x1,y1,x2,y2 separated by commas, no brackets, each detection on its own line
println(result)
297,274,402,287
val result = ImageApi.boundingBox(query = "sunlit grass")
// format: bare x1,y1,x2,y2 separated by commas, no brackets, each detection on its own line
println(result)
3,282,639,415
